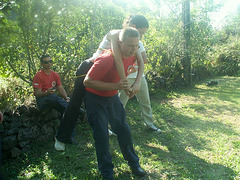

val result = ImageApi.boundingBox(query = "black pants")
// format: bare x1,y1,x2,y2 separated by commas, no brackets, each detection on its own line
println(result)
56,59,94,143
84,92,140,179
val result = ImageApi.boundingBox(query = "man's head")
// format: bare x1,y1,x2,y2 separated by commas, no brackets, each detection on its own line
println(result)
40,54,53,70
119,27,140,58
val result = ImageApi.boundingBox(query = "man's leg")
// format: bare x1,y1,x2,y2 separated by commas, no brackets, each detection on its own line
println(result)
56,60,93,143
134,77,161,132
133,77,154,126
36,94,66,113
84,92,114,179
108,95,140,168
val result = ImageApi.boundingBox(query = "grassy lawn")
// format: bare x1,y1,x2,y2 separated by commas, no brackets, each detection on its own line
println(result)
1,76,240,179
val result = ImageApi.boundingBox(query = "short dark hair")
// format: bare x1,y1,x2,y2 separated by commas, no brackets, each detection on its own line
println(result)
40,54,50,62
119,27,140,42
122,15,149,29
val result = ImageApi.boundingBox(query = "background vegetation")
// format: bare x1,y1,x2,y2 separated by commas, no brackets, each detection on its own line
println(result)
1,0,240,111
1,0,240,179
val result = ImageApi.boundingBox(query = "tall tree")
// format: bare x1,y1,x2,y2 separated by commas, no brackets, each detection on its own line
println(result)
182,0,191,86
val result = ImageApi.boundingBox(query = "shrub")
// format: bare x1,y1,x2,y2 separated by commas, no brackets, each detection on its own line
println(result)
0,76,34,112
210,36,240,76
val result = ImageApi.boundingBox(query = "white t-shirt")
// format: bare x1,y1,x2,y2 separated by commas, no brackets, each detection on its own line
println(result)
92,34,111,60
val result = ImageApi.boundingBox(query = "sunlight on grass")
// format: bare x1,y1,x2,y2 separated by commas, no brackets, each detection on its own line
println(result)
18,162,56,179
2,76,240,179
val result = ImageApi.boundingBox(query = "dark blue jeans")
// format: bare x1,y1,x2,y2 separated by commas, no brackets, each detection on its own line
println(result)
84,91,140,179
56,60,93,143
36,94,68,114
36,94,77,139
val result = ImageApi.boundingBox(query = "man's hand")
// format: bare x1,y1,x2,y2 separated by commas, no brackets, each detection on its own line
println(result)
65,97,70,103
127,89,135,99
130,81,141,95
46,88,56,95
118,78,130,90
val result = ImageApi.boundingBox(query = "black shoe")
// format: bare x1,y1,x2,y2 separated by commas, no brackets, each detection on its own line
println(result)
131,166,146,177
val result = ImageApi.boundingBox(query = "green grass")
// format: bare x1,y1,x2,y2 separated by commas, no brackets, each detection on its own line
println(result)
1,76,240,179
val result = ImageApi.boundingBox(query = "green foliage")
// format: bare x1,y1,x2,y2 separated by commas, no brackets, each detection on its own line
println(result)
0,0,125,93
0,0,239,96
0,75,34,111
209,36,240,76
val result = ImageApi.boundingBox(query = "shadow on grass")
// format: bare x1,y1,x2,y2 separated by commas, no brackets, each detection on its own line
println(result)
1,76,239,179
124,76,239,179
126,102,236,179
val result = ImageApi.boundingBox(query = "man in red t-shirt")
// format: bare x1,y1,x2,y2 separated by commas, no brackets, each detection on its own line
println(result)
83,27,146,179
32,54,70,113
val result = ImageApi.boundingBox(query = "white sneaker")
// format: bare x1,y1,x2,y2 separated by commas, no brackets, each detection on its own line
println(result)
148,125,161,133
54,137,65,151
108,129,117,136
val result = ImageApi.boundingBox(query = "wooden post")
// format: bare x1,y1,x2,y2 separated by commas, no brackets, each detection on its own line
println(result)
182,0,192,86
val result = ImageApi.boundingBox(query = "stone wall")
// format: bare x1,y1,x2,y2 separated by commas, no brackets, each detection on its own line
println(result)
0,105,63,159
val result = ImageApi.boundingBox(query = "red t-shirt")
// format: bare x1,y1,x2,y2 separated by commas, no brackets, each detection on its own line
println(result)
86,50,136,97
32,70,62,93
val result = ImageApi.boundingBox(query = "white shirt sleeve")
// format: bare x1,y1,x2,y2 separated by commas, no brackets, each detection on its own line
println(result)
139,41,145,53
92,34,112,59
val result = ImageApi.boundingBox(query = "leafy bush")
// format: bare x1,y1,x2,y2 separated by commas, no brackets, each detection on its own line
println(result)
210,36,240,76
145,61,184,92
0,76,34,112
191,61,215,82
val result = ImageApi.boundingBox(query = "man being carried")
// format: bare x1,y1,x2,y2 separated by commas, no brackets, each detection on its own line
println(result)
83,27,146,179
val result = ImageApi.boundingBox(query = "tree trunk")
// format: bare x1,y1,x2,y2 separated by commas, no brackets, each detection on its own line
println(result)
182,0,192,86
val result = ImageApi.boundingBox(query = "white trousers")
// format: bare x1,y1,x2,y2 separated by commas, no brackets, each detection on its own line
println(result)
119,76,154,126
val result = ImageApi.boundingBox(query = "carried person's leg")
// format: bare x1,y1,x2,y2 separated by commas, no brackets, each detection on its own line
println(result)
56,60,94,144
135,77,161,132
134,77,154,126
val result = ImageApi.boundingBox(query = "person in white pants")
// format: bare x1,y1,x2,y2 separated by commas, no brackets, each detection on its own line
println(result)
118,41,161,133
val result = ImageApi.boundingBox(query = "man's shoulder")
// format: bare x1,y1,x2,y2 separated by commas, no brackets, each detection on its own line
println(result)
96,50,114,62
50,71,59,76
33,70,43,77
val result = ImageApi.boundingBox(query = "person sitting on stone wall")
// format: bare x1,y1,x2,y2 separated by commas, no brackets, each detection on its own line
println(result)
32,54,78,144
33,54,70,114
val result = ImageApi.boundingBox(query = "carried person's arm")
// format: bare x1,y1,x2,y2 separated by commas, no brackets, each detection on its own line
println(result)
130,51,144,95
109,31,127,81
129,41,147,96
108,31,131,94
